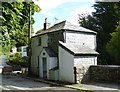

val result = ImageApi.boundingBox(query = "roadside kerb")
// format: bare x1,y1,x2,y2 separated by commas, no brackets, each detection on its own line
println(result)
64,85,95,92
15,74,94,92
15,74,61,86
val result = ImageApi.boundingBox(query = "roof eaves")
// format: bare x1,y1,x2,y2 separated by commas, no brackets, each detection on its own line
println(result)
63,21,97,34
74,53,99,56
32,20,97,38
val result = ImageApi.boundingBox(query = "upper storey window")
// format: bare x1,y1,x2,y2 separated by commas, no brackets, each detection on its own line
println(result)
38,37,41,46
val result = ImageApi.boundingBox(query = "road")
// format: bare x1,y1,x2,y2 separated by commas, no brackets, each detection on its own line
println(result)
0,74,80,92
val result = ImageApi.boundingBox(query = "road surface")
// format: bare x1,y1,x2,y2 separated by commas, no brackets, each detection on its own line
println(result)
0,74,80,92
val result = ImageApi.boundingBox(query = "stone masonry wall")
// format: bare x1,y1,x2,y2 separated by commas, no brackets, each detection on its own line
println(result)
89,65,120,83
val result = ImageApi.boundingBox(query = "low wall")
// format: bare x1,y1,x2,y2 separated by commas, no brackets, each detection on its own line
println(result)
89,65,120,83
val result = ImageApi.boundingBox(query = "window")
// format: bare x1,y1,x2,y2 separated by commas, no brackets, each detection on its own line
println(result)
48,36,52,44
43,52,45,55
38,37,41,46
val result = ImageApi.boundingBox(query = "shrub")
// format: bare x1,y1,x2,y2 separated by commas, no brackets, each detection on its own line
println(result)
7,52,28,67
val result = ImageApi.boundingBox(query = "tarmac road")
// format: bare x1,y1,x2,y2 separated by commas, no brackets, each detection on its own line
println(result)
0,74,80,92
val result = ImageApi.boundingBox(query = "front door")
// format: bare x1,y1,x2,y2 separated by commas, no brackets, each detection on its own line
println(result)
42,58,47,78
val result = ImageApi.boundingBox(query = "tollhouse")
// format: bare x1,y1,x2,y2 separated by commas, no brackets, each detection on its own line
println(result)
30,19,99,83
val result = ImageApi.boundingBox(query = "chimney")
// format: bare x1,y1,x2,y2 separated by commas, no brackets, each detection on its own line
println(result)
43,18,47,30
43,18,50,31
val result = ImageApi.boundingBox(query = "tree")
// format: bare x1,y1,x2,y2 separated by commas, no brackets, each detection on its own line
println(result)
1,2,40,54
93,2,120,64
78,2,120,64
35,29,43,34
78,14,100,32
106,22,120,65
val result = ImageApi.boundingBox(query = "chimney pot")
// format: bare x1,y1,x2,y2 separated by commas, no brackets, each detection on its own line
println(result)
45,18,47,23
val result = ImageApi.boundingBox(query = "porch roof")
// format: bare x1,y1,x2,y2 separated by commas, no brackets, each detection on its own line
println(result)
59,41,99,56
43,47,57,57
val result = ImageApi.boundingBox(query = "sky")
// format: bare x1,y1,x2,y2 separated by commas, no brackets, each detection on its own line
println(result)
33,0,96,33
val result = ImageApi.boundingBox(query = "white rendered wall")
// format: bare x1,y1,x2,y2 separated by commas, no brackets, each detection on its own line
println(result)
31,34,48,76
0,56,7,66
48,57,57,79
49,57,57,70
66,32,96,50
59,46,74,83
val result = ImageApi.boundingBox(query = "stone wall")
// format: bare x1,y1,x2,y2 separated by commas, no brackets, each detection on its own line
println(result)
89,65,120,83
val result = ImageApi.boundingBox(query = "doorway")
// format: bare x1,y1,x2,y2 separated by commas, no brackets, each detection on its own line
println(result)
42,57,47,78
74,67,82,83
74,67,77,83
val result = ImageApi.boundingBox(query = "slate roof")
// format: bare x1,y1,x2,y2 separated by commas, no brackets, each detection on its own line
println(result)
59,41,99,56
33,20,96,38
43,47,56,57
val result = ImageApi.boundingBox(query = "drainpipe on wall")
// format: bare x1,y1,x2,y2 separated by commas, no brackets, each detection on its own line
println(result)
37,56,39,77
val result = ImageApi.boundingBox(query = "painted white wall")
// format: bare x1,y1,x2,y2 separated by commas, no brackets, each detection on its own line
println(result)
74,56,97,69
31,37,37,47
31,34,48,76
0,56,7,66
66,32,96,50
59,46,74,83
41,35,48,47
49,57,57,70
47,57,57,79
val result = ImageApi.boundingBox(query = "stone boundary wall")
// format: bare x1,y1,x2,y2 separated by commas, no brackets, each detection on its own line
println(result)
89,65,120,83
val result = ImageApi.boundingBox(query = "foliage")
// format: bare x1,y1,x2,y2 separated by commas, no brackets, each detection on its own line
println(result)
1,2,41,54
7,52,28,67
106,22,120,65
35,29,43,34
78,14,99,32
93,2,120,33
78,2,120,64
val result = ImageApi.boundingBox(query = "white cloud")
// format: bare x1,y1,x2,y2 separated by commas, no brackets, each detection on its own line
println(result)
68,6,95,25
33,0,71,11
33,0,95,12
33,0,96,32
33,0,95,20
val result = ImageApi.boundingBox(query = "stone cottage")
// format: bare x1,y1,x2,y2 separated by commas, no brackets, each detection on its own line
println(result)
30,19,99,83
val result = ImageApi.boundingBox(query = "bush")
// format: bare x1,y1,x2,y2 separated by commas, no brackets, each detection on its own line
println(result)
7,52,28,67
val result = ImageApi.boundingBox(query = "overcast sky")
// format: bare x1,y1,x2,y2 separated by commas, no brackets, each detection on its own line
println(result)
33,0,96,33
